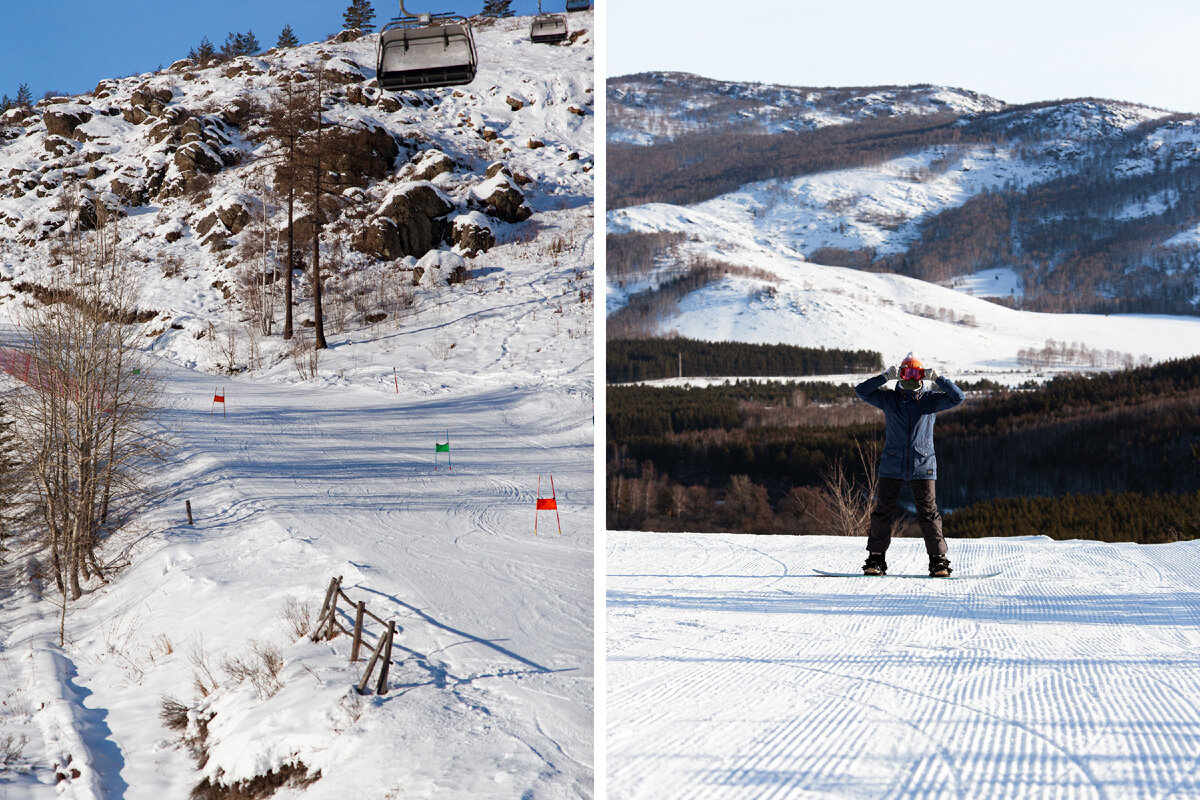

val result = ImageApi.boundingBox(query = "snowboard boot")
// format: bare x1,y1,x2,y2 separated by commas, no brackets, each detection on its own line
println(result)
929,555,952,578
863,552,887,575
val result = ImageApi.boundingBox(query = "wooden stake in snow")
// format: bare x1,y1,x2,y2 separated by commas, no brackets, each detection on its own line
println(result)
186,500,193,526
534,475,562,536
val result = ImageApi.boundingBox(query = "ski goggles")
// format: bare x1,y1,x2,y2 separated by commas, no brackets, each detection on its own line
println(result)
899,366,925,382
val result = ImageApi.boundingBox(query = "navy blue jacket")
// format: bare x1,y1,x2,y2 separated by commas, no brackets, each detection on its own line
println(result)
854,373,965,480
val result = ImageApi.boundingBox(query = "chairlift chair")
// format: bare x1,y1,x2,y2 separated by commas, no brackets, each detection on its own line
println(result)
530,14,569,43
376,0,478,91
565,0,590,11
530,0,569,44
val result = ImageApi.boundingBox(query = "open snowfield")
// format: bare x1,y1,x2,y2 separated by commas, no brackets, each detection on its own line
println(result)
607,531,1200,800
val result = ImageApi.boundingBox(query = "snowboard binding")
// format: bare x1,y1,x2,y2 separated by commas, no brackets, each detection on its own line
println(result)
863,552,887,575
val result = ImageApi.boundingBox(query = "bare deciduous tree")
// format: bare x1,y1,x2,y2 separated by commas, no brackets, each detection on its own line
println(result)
807,438,883,537
10,272,171,604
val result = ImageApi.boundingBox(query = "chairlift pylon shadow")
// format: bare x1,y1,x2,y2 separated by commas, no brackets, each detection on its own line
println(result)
376,0,478,92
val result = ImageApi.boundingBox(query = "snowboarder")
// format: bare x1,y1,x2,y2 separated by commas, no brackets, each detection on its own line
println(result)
854,353,965,577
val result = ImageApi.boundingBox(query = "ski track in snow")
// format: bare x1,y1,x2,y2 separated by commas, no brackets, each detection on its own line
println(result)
607,533,1200,800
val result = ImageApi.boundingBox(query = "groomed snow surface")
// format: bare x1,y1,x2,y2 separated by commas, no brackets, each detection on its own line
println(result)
0,261,594,798
608,532,1200,800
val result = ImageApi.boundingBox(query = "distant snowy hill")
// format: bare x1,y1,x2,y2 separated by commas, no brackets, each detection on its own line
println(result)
0,14,594,799
605,225,1200,380
608,72,1004,146
608,73,1200,316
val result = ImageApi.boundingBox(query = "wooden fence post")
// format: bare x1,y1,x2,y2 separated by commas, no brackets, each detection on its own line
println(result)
312,576,340,642
357,628,389,694
324,576,342,640
375,621,396,695
186,500,193,526
350,601,366,662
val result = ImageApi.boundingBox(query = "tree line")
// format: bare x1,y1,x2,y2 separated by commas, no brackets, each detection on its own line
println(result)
608,111,976,209
943,492,1200,543
607,338,881,383
607,358,1200,541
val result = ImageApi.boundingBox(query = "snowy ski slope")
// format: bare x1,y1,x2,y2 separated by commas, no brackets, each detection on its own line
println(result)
0,13,595,798
607,532,1200,800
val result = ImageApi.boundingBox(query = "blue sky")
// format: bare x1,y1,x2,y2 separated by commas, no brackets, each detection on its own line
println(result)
608,0,1200,114
0,0,557,101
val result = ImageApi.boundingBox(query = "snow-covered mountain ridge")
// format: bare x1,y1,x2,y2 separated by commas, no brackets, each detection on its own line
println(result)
609,72,1200,316
608,71,1005,146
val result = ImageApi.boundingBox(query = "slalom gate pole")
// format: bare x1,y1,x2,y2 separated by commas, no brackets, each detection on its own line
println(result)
550,474,561,536
534,475,562,536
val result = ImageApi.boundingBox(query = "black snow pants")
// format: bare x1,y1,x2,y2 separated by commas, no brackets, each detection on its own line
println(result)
866,477,947,557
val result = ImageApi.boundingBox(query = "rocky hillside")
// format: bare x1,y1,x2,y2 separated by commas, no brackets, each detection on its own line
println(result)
0,14,593,360
608,72,1200,314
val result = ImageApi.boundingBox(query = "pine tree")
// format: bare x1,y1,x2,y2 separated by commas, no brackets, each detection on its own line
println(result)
189,36,216,64
0,95,10,113
220,32,240,60
277,24,299,49
238,30,261,55
15,83,32,108
343,0,377,32
481,0,515,17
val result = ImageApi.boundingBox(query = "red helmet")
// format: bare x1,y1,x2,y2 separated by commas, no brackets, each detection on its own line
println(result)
899,353,925,383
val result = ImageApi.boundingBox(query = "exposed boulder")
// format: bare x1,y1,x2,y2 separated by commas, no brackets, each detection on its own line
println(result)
216,198,251,234
415,249,466,287
43,136,73,156
356,218,402,262
174,140,224,174
398,149,455,182
43,106,93,139
322,57,365,85
324,125,400,185
451,211,495,257
110,175,147,207
354,181,454,261
472,172,532,223
1,107,33,126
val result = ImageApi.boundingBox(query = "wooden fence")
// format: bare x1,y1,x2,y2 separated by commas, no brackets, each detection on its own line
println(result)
312,575,399,695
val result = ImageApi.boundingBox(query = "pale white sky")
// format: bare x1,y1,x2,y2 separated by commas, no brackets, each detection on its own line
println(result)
607,0,1200,113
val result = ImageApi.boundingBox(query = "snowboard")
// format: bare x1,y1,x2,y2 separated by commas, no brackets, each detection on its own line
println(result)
813,568,1001,580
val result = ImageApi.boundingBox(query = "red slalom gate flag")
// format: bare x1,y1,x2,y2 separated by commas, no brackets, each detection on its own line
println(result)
211,387,226,418
534,475,562,536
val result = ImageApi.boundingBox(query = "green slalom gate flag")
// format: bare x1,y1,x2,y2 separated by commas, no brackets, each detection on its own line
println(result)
435,442,450,452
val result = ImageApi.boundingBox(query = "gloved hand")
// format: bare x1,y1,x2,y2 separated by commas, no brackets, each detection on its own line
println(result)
924,368,939,381
885,365,899,380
